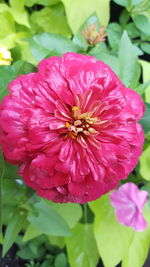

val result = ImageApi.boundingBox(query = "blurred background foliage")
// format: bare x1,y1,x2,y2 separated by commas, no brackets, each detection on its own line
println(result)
0,0,150,267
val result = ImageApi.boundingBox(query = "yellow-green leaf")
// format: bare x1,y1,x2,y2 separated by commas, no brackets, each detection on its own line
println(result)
61,0,110,34
139,60,150,103
140,145,150,180
65,223,99,267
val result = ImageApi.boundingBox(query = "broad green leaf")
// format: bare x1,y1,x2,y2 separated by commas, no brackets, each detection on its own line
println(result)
30,6,71,37
107,23,122,50
47,201,82,228
140,42,150,54
55,253,67,267
113,0,129,6
0,151,4,239
10,0,30,27
26,0,60,5
114,0,142,6
65,223,99,267
0,66,15,100
25,0,37,6
15,40,37,65
90,194,150,267
28,200,71,236
139,102,150,134
3,210,27,256
134,14,150,35
140,145,150,180
90,48,119,75
2,180,27,212
61,0,110,34
125,22,140,38
17,238,45,259
119,9,130,26
0,30,29,49
0,3,11,13
134,80,150,96
28,33,79,61
4,161,21,180
12,60,37,76
132,0,143,4
122,204,150,267
139,60,150,103
36,0,60,6
23,224,42,242
48,236,65,248
0,11,15,38
89,195,127,267
118,31,141,88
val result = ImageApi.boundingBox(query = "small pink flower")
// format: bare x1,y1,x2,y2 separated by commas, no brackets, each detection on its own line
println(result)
110,183,148,232
0,53,145,203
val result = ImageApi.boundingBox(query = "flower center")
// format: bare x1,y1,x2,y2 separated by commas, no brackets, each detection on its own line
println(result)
66,106,98,139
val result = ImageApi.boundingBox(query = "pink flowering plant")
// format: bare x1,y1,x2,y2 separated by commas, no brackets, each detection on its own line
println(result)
0,1,150,267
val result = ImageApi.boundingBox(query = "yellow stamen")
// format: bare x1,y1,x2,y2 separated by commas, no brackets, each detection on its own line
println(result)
72,106,79,112
66,122,70,128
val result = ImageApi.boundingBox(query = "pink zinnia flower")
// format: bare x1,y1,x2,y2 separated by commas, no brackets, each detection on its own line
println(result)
0,53,145,203
110,183,148,231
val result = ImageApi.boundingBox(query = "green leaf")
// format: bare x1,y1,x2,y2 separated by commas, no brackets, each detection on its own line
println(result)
25,0,37,6
113,0,129,7
10,0,30,27
139,60,150,103
28,200,71,236
17,238,45,260
89,194,126,267
134,80,150,96
90,194,150,267
0,60,36,101
65,223,99,267
122,204,150,267
140,145,150,180
12,60,37,76
140,42,150,54
107,23,122,50
134,14,150,35
14,40,37,65
125,22,140,38
54,253,67,267
48,201,82,228
119,9,130,26
48,236,65,248
35,0,60,5
3,210,27,256
115,0,142,7
61,0,110,34
28,33,79,61
30,6,71,37
25,0,60,6
118,31,141,88
0,10,15,38
0,66,15,100
2,180,27,221
4,161,21,180
23,224,42,242
0,151,4,239
90,47,119,75
139,102,150,134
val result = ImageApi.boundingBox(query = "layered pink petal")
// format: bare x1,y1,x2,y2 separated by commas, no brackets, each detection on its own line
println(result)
0,52,145,203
